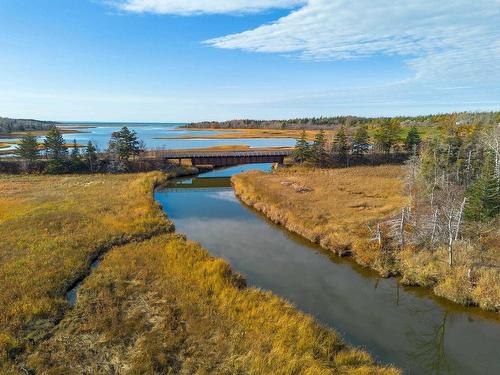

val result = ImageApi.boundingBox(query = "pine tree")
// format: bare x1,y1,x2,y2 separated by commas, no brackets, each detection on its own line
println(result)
84,141,98,172
404,126,422,153
44,127,67,160
70,139,80,162
292,130,311,163
15,132,39,162
352,126,370,156
374,119,401,153
68,139,86,172
465,154,500,221
108,126,142,162
446,128,463,165
311,130,327,166
332,126,349,159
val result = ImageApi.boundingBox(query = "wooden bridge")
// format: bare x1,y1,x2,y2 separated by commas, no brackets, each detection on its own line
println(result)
163,150,293,167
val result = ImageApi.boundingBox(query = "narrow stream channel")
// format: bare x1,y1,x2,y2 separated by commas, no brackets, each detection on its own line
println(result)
155,164,500,375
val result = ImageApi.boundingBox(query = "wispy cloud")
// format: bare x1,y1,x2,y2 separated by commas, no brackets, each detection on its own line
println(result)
207,0,500,84
112,0,304,15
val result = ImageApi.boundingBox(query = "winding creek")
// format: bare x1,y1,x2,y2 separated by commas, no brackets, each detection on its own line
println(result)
154,164,500,375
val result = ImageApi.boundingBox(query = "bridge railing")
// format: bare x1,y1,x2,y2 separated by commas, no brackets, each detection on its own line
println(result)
161,150,293,159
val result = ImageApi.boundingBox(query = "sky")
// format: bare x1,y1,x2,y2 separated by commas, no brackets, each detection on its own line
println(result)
0,0,498,122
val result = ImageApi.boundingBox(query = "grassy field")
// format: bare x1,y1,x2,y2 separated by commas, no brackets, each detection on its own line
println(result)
233,165,407,264
0,170,191,371
28,235,397,374
158,128,329,140
0,171,398,374
232,166,499,311
0,142,12,149
165,125,439,141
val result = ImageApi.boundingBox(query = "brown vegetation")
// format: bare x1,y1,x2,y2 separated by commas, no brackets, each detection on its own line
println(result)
233,165,407,259
28,235,398,374
0,169,194,371
232,165,499,311
0,169,398,374
157,127,327,140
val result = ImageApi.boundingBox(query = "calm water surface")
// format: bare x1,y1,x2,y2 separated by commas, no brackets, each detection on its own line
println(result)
154,164,499,375
0,123,295,156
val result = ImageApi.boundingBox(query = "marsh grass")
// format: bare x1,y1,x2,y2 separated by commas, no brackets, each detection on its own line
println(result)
0,171,173,368
232,165,407,268
232,166,499,311
0,142,13,149
1,169,399,373
28,235,398,374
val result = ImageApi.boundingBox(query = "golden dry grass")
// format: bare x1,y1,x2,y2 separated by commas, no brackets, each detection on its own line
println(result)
0,170,400,373
232,165,499,311
232,165,407,271
9,128,84,136
28,235,398,375
173,125,439,141
0,172,172,369
0,142,14,149
157,128,328,140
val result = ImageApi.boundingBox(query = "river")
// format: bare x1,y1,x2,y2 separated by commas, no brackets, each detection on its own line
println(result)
0,123,296,156
154,164,500,375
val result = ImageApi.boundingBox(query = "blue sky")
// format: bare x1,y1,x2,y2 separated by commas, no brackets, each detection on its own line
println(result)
0,0,498,122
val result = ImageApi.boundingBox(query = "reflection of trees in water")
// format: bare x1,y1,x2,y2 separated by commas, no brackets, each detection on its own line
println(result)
372,277,403,306
407,311,454,375
376,278,456,374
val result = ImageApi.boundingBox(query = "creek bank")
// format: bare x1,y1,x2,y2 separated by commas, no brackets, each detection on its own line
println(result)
231,167,499,312
64,166,199,307
0,167,200,372
20,166,399,374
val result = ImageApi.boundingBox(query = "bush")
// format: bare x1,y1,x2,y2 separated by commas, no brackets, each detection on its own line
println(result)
434,267,473,306
471,269,500,311
398,247,443,288
44,158,68,174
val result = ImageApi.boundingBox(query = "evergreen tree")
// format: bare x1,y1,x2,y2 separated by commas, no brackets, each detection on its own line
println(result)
15,132,39,162
84,141,98,172
311,130,327,166
108,126,142,162
69,139,86,172
43,126,67,160
404,126,422,153
332,126,349,159
70,139,80,162
445,128,463,165
465,154,500,221
352,126,370,156
292,130,311,163
374,119,402,153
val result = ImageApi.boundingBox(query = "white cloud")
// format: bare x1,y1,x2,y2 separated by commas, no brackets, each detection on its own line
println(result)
113,0,304,15
207,0,500,83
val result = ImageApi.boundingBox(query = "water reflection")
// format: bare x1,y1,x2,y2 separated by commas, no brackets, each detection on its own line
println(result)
155,165,500,375
407,311,451,375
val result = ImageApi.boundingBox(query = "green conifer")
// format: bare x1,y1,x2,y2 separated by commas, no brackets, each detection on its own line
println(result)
404,126,422,153
293,130,311,163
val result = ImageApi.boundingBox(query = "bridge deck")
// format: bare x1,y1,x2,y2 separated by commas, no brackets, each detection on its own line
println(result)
162,150,293,159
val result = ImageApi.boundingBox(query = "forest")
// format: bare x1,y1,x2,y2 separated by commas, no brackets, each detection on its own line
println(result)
0,117,56,134
234,117,499,311
187,111,499,131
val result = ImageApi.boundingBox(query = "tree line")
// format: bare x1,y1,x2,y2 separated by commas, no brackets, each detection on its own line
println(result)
15,126,144,173
292,120,422,166
292,119,499,308
0,117,55,134
399,123,499,268
187,111,499,131
294,119,499,269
